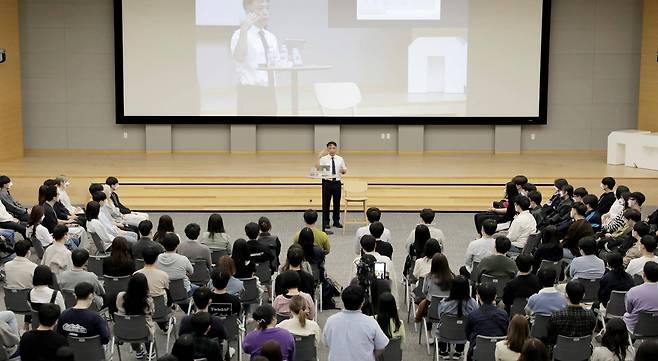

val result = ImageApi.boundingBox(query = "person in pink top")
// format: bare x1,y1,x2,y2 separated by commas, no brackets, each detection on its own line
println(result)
273,270,316,320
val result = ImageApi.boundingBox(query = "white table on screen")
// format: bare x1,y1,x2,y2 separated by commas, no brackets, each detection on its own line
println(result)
606,129,651,165
260,65,333,115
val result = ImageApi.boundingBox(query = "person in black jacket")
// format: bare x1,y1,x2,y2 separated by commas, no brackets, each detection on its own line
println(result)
257,216,281,272
106,177,131,215
548,184,574,225
502,254,541,313
597,177,617,215
474,182,520,235
597,253,634,308
245,222,275,265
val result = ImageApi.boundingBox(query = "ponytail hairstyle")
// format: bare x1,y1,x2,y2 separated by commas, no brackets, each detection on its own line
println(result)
288,295,308,328
252,304,276,330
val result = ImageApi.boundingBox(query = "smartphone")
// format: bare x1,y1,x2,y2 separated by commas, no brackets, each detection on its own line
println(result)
374,262,386,279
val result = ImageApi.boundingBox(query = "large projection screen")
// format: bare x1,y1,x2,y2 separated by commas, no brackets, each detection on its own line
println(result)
114,0,551,124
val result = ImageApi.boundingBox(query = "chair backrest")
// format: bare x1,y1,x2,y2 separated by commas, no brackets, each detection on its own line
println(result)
605,291,627,318
67,335,105,361
135,258,145,270
552,335,593,361
634,312,658,338
151,294,171,322
239,277,260,304
530,314,551,339
412,277,424,303
89,232,107,255
479,274,511,298
427,295,445,323
293,334,317,361
343,180,368,198
634,273,644,285
473,335,506,361
2,287,31,314
190,259,211,286
102,275,131,297
254,262,272,284
310,263,321,284
576,278,601,303
470,262,480,284
210,248,229,266
113,313,150,342
87,255,106,278
521,233,541,255
218,313,240,342
62,289,76,309
436,315,467,344
276,312,290,324
510,298,528,317
30,235,45,259
376,337,402,361
314,82,362,115
538,260,562,283
169,278,189,304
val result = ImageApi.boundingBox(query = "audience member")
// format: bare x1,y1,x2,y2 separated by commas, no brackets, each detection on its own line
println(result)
591,318,634,361
436,276,477,359
277,295,322,346
53,176,82,215
474,182,520,235
201,213,232,252
243,305,295,360
260,340,283,361
41,225,74,277
602,185,630,226
532,225,563,273
298,227,326,279
416,253,454,322
293,210,331,254
116,273,155,358
0,175,29,222
5,240,37,289
569,237,605,280
546,281,596,347
463,219,497,275
19,304,68,361
179,287,228,345
465,284,508,360
355,207,392,255
274,246,314,298
375,292,405,342
170,334,195,361
635,340,658,361
507,196,537,251
102,236,136,277
0,188,27,238
412,238,442,279
573,187,588,204
621,221,651,267
157,233,196,295
209,269,242,316
323,285,389,361
153,215,175,244
105,176,149,223
597,177,617,215
25,205,53,247
475,237,518,282
528,190,545,227
626,235,658,275
232,238,256,279
135,246,170,303
623,261,658,332
179,223,212,267
258,216,282,271
0,311,20,359
517,338,549,361
561,202,595,258
526,268,566,318
409,224,431,260
352,235,397,296
583,194,602,232
215,255,245,296
59,249,106,308
92,190,137,242
495,315,531,361
57,282,110,344
370,222,393,260
245,221,275,267
597,253,634,307
405,208,446,251
84,200,113,252
502,254,541,312
547,184,574,225
273,271,316,320
28,265,66,312
132,219,164,260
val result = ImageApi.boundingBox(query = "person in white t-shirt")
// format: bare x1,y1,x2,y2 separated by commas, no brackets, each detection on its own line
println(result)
354,207,392,255
405,208,445,251
626,235,658,275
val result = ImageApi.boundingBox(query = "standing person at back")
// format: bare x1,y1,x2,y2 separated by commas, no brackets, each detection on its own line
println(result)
405,208,445,251
323,285,389,361
157,233,196,296
293,209,331,254
316,141,347,235
132,220,164,261
355,207,392,255
178,223,212,268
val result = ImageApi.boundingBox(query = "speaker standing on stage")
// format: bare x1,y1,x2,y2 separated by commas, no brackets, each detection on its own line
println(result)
317,142,347,235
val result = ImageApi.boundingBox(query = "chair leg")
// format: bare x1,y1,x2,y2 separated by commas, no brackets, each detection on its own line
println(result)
166,316,174,352
187,301,193,315
319,284,323,312
434,338,439,361
424,320,431,355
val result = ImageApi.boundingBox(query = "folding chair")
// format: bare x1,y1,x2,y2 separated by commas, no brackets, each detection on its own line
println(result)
435,315,467,361
538,260,562,283
29,235,45,260
152,295,176,351
479,274,511,300
103,275,131,298
62,289,76,309
190,259,211,286
239,277,262,307
632,312,658,342
210,248,229,266
531,314,551,340
135,259,145,270
208,303,243,361
521,233,541,255
276,312,290,324
376,337,402,361
473,335,506,361
552,335,592,361
634,273,644,285
3,287,31,317
421,295,445,355
67,335,106,361
604,291,627,319
576,278,600,304
293,334,318,361
509,298,528,317
87,255,107,278
310,263,323,312
254,262,272,285
169,278,193,315
89,232,108,255
470,262,480,285
111,313,158,361
407,277,424,326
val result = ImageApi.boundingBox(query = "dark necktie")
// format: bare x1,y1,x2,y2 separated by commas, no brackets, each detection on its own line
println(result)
331,156,336,175
258,30,269,65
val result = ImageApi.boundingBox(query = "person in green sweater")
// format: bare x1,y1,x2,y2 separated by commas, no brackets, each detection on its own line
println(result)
292,209,331,254
475,236,518,282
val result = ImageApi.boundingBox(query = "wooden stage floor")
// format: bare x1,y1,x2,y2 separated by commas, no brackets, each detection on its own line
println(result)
2,151,657,211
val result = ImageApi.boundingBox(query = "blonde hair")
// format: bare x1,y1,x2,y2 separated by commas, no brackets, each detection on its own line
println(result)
54,175,69,186
288,295,307,327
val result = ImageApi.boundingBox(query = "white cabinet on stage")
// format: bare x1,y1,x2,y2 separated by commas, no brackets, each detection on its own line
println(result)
606,130,650,166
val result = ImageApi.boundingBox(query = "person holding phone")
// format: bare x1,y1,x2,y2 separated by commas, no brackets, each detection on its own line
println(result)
230,0,279,115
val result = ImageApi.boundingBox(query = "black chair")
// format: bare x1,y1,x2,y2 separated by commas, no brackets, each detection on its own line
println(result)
473,335,506,361
576,278,600,303
531,314,551,340
135,259,145,270
67,335,106,361
239,277,261,307
102,275,131,298
190,259,211,286
62,289,76,309
276,312,290,324
254,262,272,285
169,278,193,314
293,334,318,361
479,273,511,299
111,313,157,361
509,297,528,317
89,232,107,255
152,295,176,351
604,291,627,319
3,287,31,316
208,303,243,361
538,260,562,283
376,337,402,361
521,233,542,255
632,312,658,341
87,255,107,278
435,315,467,361
421,294,445,355
634,273,644,285
552,335,592,361
210,248,229,266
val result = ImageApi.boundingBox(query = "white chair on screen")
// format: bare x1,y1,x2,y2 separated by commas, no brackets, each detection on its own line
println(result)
314,82,362,116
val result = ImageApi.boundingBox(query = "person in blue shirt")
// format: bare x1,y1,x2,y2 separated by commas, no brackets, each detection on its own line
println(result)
583,194,602,232
466,284,508,361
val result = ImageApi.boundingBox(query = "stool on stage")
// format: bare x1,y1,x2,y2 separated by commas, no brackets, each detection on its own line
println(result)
607,129,650,165
342,180,368,235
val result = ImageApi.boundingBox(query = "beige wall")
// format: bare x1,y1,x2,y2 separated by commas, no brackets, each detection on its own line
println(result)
19,0,643,152
0,0,24,160
638,0,658,132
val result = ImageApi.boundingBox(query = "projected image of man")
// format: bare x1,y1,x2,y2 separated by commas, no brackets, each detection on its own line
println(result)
230,0,279,115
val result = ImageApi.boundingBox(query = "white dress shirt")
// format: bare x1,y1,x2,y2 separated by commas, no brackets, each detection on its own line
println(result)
86,219,114,250
507,210,537,249
626,255,658,276
25,224,54,247
58,189,76,214
230,26,279,86
318,155,346,181
354,224,392,255
0,202,13,223
464,236,495,271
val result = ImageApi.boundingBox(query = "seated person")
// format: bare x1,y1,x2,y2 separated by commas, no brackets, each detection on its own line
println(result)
26,205,54,248
596,177,617,215
532,225,564,274
105,176,149,224
474,182,520,235
526,269,567,319
370,222,393,260
404,208,445,252
436,276,478,359
568,237,605,280
528,190,546,228
178,223,212,267
626,235,658,276
84,201,114,252
57,282,110,345
59,249,106,309
216,255,245,297
115,273,155,358
244,222,275,269
273,271,316,320
561,202,594,258
92,191,138,243
201,213,232,252
355,207,393,255
157,233,195,296
502,254,541,313
0,175,29,222
0,311,20,359
623,261,658,333
135,246,170,304
257,216,281,272
131,220,164,261
4,239,38,289
277,295,322,346
547,184,574,226
0,193,27,238
242,305,295,361
622,221,652,267
274,246,314,298
417,253,454,323
592,318,635,361
352,235,398,297
180,287,228,344
374,292,405,342
209,269,242,316
41,225,74,277
466,284,509,361
292,210,331,255
582,194,602,232
495,315,531,361
28,265,66,312
597,253,634,308
102,237,136,277
507,196,537,251
462,219,497,276
546,281,596,348
19,304,68,361
475,237,518,282
297,228,326,278
412,239,442,280
600,209,643,258
189,314,224,361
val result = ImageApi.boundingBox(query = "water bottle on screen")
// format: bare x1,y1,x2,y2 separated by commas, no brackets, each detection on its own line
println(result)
292,47,303,66
280,45,290,68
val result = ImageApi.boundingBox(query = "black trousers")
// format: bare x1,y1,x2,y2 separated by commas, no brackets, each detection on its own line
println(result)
322,179,341,229
237,84,277,115
0,221,26,238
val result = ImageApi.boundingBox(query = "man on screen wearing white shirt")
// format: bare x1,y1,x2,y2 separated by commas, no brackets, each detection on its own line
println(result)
317,142,347,234
230,0,279,115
